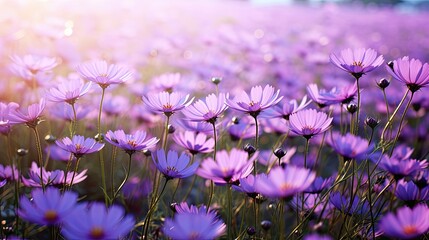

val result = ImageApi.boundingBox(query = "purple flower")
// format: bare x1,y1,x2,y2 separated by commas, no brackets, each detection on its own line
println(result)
152,149,199,180
386,57,429,92
379,204,429,239
329,191,370,215
174,118,214,135
0,164,19,182
330,48,384,78
18,187,78,226
163,208,226,240
47,77,92,105
318,82,357,105
105,129,159,155
232,174,258,198
182,93,228,124
45,145,73,162
10,54,58,80
0,102,19,135
264,95,311,120
289,109,332,139
395,179,429,206
172,131,214,155
55,135,104,158
378,156,427,180
142,91,193,116
76,60,133,89
304,233,333,240
228,116,259,141
50,103,92,122
197,148,254,184
327,132,373,161
22,162,87,187
255,165,316,199
150,72,181,92
8,99,46,128
226,85,283,117
307,84,330,108
174,202,212,214
304,175,335,194
62,202,135,240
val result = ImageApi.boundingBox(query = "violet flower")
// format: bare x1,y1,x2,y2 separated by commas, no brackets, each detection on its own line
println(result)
152,149,199,180
330,48,384,79
378,156,427,180
264,95,311,120
172,131,214,155
142,91,193,117
395,179,429,206
9,54,58,80
0,164,19,182
182,93,228,124
386,57,429,93
18,187,78,226
8,99,46,128
47,78,92,105
105,129,159,155
327,132,373,161
76,60,133,89
0,102,19,135
288,109,332,139
55,135,105,158
22,162,87,187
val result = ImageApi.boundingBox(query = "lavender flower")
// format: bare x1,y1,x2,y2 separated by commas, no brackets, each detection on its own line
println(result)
22,162,87,187
0,102,19,135
379,204,429,239
62,202,135,240
0,164,19,182
255,165,316,199
304,175,335,194
289,109,332,139
150,72,181,92
142,91,193,116
264,95,311,120
76,60,133,89
18,187,78,226
47,77,92,105
395,179,429,206
329,191,370,216
226,85,282,117
105,129,159,155
152,149,199,180
197,148,255,184
378,156,427,180
172,131,214,155
318,83,357,105
387,57,429,92
10,54,58,80
232,174,258,198
327,132,373,161
8,99,46,128
330,48,384,78
55,135,104,158
174,202,212,214
182,93,228,124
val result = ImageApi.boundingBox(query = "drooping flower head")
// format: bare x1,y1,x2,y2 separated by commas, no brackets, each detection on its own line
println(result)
142,91,193,117
8,99,46,128
47,77,92,105
289,109,333,139
172,131,214,155
55,135,104,158
105,129,159,155
327,132,373,161
379,204,429,239
18,187,78,226
76,60,133,89
330,48,384,79
386,57,429,92
226,85,283,118
152,149,199,180
182,93,229,124
255,165,316,199
197,148,255,184
61,202,135,240
163,206,226,240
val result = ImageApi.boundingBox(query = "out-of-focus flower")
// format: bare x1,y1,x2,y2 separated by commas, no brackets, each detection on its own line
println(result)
263,95,311,120
304,175,335,194
45,145,73,162
329,191,370,215
330,48,384,78
18,187,78,226
226,85,282,117
232,174,258,198
198,148,255,184
174,202,212,214
289,109,332,139
327,132,373,161
22,162,87,187
255,165,316,199
55,135,104,158
0,102,19,135
182,93,228,124
378,156,427,180
395,179,429,206
379,204,429,239
172,131,214,155
47,77,92,105
105,129,158,155
50,103,92,122
150,72,181,92
142,91,193,117
319,83,357,105
8,99,46,128
303,233,333,240
228,115,259,141
152,149,199,180
387,57,429,93
10,54,58,81
175,118,214,135
76,60,133,89
0,164,19,182
62,202,135,240
102,94,129,116
163,207,226,240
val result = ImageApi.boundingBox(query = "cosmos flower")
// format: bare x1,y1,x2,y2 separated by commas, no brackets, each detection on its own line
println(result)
226,85,283,117
142,91,193,116
232,174,258,198
152,149,199,180
62,202,135,240
264,95,311,120
329,191,370,216
174,202,213,214
55,135,105,158
378,156,427,180
228,116,259,141
330,48,384,78
395,179,429,206
8,99,46,128
76,60,133,89
0,164,19,182
174,118,214,135
182,93,229,124
47,77,92,105
9,54,58,81
197,148,255,184
50,103,92,122
318,83,358,105
386,57,429,92
21,162,87,187
163,208,226,240
303,233,333,240
150,72,181,92
172,131,214,155
18,187,78,226
304,175,335,194
288,109,333,139
105,129,159,155
0,102,19,135
255,165,316,199
379,204,429,239
327,132,373,161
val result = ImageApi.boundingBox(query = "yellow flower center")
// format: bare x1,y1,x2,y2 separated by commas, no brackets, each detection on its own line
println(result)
352,61,363,67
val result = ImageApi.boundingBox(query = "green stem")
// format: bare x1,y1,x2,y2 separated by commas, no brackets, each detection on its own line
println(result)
389,91,414,156
70,103,77,137
304,138,310,169
227,184,233,239
380,89,409,145
162,115,170,151
144,178,169,239
366,161,376,240
110,146,118,199
112,153,133,203
32,126,45,191
253,116,259,175
69,157,81,189
279,199,285,240
354,78,361,135
97,87,108,205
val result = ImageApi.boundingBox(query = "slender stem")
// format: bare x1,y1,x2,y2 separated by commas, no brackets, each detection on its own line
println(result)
97,87,108,205
304,138,310,169
182,175,197,202
112,153,133,203
253,198,258,236
354,77,361,135
97,88,106,136
382,89,390,121
32,126,45,190
70,103,77,137
62,154,73,192
279,199,285,240
366,161,376,240
380,89,409,144
69,157,81,189
368,129,375,145
389,92,414,156
171,179,181,202
253,116,259,175
207,123,217,211
162,115,170,151
227,184,233,239
110,146,118,198
144,178,169,239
